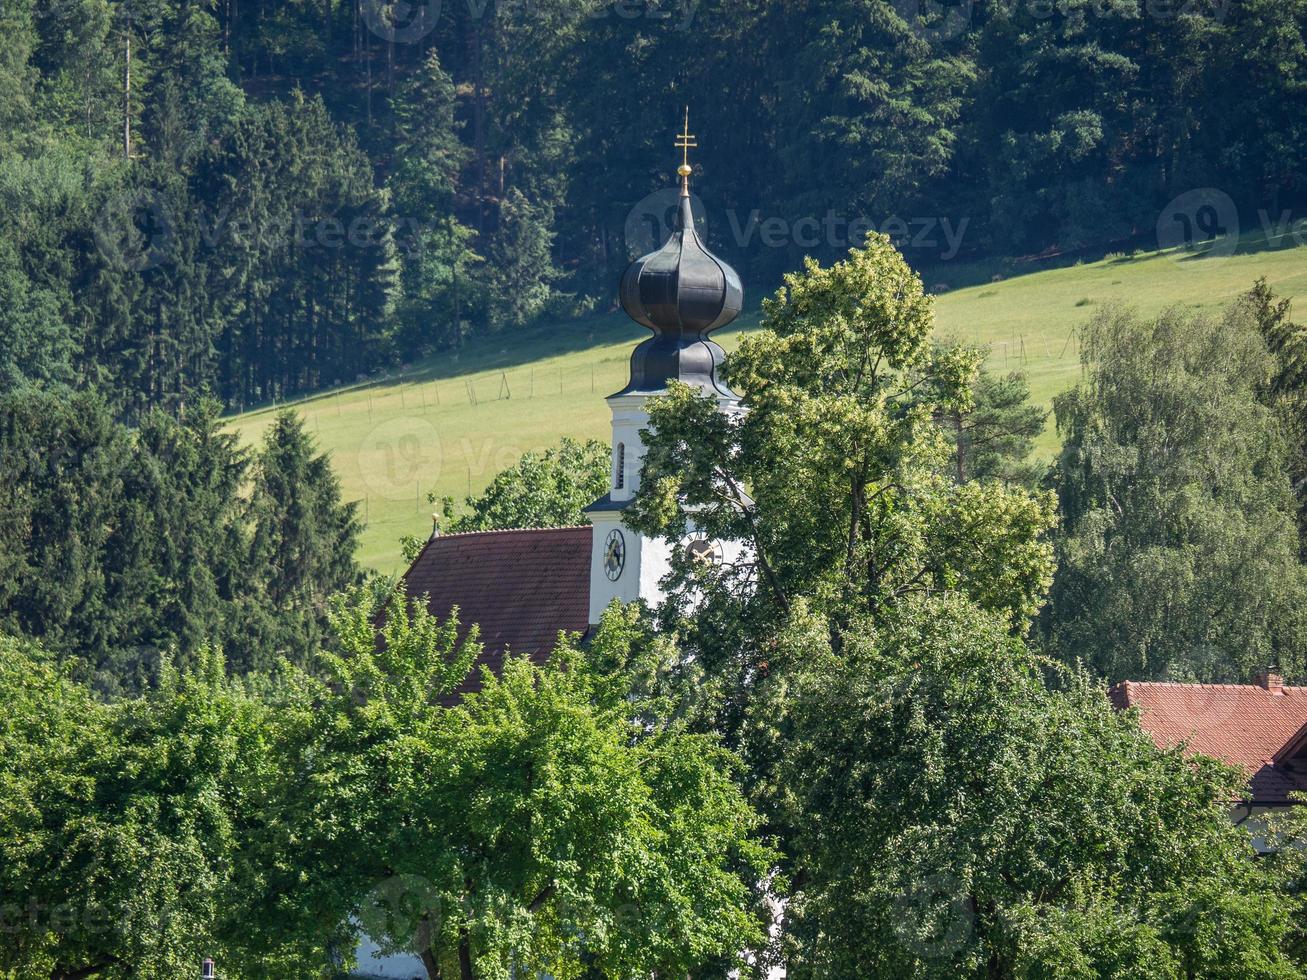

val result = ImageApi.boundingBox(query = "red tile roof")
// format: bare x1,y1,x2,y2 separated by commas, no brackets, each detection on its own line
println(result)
1110,679,1307,804
401,526,593,695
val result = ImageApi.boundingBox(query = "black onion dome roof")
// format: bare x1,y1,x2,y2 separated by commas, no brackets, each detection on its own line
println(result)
617,192,743,397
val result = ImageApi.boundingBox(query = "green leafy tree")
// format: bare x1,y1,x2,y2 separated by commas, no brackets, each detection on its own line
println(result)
1046,304,1307,682
444,436,610,534
627,239,1056,761
781,593,1301,978
270,588,773,980
0,634,277,979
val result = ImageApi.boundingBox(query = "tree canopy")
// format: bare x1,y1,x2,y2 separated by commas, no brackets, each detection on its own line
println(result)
1046,304,1307,682
5,0,1307,408
783,595,1300,978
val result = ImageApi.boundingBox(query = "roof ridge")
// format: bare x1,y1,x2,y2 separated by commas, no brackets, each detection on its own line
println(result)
1114,680,1307,691
430,524,591,540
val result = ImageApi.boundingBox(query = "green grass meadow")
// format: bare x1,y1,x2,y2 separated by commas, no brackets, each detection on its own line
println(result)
227,235,1307,572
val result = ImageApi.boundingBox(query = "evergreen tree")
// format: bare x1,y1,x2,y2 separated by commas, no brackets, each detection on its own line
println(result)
391,51,466,216
197,92,393,406
390,50,481,356
935,346,1047,486
0,0,37,147
0,236,74,390
486,186,560,329
241,411,361,671
1244,278,1307,551
98,400,251,691
0,387,125,672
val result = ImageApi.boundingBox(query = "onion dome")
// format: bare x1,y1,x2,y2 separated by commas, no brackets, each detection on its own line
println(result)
616,112,742,398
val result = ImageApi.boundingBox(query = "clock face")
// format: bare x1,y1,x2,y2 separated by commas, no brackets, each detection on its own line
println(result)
604,528,626,581
685,536,723,567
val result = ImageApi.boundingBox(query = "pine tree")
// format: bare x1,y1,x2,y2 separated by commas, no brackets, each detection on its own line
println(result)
486,187,558,330
390,50,481,356
935,346,1047,486
240,412,361,671
1243,277,1307,552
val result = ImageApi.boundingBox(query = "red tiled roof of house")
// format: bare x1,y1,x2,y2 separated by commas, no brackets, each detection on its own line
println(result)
1109,677,1307,804
401,526,593,695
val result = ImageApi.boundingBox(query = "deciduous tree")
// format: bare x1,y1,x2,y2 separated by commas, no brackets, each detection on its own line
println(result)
1046,304,1307,682
782,594,1301,978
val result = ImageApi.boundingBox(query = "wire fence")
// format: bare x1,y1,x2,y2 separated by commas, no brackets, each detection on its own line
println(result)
236,325,1083,423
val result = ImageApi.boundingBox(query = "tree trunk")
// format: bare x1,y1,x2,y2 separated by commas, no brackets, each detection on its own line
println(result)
416,914,442,980
955,409,966,484
123,14,132,159
470,21,487,234
420,947,442,980
458,925,474,980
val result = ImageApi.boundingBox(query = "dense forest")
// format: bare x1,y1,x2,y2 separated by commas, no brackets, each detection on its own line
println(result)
4,0,1307,414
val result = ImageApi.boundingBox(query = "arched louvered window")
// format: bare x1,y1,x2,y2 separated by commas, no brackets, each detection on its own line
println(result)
615,443,626,490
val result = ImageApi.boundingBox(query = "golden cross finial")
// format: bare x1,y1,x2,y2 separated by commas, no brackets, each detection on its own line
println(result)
674,106,696,192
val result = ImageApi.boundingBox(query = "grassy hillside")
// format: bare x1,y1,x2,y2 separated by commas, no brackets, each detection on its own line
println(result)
227,236,1307,572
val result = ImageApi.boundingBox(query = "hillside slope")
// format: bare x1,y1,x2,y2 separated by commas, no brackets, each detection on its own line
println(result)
227,238,1307,571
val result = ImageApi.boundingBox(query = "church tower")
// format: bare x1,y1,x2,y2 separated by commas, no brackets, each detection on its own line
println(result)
585,112,744,625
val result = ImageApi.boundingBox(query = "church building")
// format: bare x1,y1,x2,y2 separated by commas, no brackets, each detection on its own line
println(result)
399,124,743,692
